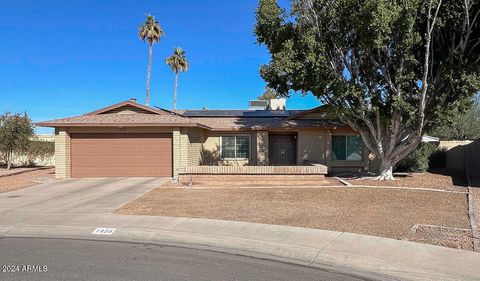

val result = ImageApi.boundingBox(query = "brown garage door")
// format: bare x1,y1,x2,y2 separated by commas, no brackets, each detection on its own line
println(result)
71,133,172,178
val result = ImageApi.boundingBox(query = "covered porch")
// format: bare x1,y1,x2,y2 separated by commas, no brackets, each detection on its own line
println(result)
177,127,372,179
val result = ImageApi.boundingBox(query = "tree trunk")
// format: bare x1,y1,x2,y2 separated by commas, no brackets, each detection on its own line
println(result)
6,151,12,170
377,159,394,180
173,72,178,110
145,44,153,106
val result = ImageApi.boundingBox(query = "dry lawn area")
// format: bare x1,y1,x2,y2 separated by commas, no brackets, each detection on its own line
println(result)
348,170,467,192
117,187,471,249
0,167,37,177
0,167,55,193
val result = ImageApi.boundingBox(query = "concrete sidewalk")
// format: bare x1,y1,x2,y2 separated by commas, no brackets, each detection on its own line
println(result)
1,213,480,281
1,178,479,280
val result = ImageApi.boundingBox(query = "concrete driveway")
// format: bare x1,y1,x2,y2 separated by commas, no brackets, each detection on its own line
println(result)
0,177,167,223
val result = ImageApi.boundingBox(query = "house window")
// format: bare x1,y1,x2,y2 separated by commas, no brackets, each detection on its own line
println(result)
221,135,250,159
332,135,363,161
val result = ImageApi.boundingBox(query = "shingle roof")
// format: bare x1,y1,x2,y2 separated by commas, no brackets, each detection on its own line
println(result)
37,113,209,128
189,117,345,131
37,100,344,130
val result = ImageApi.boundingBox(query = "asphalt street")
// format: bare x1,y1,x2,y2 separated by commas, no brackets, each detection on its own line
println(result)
0,237,378,281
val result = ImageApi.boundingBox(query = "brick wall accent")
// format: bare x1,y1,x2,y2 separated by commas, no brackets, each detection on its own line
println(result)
187,128,204,166
178,174,327,186
173,128,189,178
182,165,327,175
54,128,71,179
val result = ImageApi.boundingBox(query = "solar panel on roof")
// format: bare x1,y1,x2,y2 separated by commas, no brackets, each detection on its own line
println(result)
182,110,305,117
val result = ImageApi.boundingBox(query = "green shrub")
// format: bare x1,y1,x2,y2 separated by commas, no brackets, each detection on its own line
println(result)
23,140,55,167
0,112,34,169
395,143,438,172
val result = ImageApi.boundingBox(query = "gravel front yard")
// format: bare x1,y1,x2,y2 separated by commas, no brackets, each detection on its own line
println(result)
0,167,39,177
117,187,472,249
347,170,467,192
0,167,55,193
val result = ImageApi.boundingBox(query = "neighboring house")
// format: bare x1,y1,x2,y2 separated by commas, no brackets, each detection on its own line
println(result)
38,100,376,179
35,134,56,142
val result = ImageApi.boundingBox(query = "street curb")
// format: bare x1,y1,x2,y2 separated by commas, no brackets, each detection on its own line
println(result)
1,222,479,281
467,187,480,252
465,166,480,252
0,225,458,281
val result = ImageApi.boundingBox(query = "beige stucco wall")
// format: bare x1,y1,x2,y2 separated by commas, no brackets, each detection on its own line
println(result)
54,128,70,179
297,130,327,165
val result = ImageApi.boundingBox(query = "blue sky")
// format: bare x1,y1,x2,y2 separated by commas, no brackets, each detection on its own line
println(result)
0,0,320,133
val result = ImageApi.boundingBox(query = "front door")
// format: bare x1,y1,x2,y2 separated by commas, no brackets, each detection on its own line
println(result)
269,134,297,165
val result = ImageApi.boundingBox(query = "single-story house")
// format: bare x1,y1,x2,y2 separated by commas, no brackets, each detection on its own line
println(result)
38,99,379,180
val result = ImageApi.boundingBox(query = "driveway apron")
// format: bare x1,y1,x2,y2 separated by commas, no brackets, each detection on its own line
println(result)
0,177,167,225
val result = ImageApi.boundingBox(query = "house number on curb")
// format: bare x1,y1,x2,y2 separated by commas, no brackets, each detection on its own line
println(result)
92,227,116,235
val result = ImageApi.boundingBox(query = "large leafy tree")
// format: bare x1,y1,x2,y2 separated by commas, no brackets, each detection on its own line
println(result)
0,113,34,169
258,87,278,100
255,0,480,179
139,14,165,106
165,47,189,110
429,94,480,140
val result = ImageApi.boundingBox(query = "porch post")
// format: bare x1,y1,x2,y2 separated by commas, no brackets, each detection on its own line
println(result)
54,128,71,179
325,130,332,172
256,131,269,165
173,128,188,179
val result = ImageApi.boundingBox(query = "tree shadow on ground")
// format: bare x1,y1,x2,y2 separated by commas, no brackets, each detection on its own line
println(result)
428,168,469,187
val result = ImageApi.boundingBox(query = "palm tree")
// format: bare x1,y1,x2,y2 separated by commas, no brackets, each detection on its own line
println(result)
138,14,165,106
166,47,189,110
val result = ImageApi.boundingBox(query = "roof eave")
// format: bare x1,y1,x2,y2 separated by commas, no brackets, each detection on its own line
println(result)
36,122,209,128
84,100,170,116
207,125,348,131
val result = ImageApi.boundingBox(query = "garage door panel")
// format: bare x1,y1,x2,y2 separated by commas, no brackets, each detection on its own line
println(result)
71,133,172,177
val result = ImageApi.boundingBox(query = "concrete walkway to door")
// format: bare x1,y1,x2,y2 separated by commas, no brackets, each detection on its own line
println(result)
0,177,167,217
